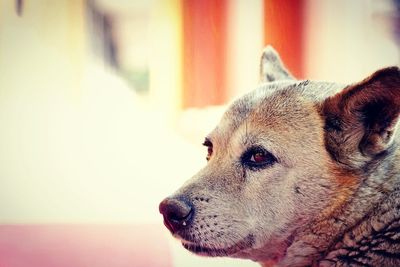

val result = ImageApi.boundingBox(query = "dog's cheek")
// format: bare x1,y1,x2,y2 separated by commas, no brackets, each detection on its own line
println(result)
243,178,298,236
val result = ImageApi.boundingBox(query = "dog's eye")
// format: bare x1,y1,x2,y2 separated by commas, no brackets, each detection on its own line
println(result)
250,152,267,163
202,138,213,161
241,147,276,170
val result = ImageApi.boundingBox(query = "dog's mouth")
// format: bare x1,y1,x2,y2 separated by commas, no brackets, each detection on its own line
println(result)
181,234,254,257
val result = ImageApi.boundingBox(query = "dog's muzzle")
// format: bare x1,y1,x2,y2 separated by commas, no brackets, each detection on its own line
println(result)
159,197,193,233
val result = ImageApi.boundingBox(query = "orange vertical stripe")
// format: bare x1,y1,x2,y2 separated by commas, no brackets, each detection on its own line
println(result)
182,0,227,108
264,0,305,78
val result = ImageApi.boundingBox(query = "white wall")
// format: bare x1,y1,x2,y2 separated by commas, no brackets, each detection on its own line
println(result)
0,0,194,224
305,0,399,84
226,0,264,99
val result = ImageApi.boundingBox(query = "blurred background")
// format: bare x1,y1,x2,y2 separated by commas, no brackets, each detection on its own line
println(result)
0,0,399,266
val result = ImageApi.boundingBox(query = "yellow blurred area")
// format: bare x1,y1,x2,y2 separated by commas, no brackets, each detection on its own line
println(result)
0,0,197,224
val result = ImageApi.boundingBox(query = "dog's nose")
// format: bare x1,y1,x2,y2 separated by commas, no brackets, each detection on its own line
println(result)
159,197,193,233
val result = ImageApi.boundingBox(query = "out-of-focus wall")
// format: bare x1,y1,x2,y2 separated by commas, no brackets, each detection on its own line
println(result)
0,0,86,99
305,0,399,83
226,0,264,98
0,0,90,223
0,0,190,224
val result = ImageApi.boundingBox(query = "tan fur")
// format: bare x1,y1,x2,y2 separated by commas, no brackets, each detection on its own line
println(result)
160,46,400,266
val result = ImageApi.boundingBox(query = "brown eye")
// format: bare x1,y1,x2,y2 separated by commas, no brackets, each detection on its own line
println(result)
202,138,213,161
241,146,276,170
250,152,267,163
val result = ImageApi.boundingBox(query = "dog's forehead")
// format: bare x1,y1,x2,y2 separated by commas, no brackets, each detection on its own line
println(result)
209,80,344,140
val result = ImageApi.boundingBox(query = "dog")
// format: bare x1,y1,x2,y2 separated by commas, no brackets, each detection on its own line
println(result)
159,46,400,266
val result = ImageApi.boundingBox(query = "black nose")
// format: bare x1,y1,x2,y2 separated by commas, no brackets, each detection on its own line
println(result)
159,197,193,233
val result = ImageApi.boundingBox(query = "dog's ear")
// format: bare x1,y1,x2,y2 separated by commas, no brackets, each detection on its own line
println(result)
260,46,295,83
321,67,400,168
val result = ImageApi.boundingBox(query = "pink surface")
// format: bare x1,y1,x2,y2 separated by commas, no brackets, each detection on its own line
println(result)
0,224,172,267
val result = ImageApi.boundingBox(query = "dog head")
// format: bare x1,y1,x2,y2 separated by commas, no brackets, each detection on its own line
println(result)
159,46,400,263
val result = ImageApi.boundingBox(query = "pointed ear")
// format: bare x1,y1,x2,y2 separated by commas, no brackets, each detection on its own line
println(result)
259,46,295,83
321,67,400,168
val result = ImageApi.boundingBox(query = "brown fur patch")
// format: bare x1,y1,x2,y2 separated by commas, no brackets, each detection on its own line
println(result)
320,166,359,219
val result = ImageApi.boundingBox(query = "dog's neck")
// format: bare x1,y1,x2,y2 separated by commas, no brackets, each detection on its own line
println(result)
233,233,292,264
259,145,400,267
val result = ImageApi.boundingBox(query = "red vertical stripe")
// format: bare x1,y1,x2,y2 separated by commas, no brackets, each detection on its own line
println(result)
264,0,305,78
182,0,227,108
